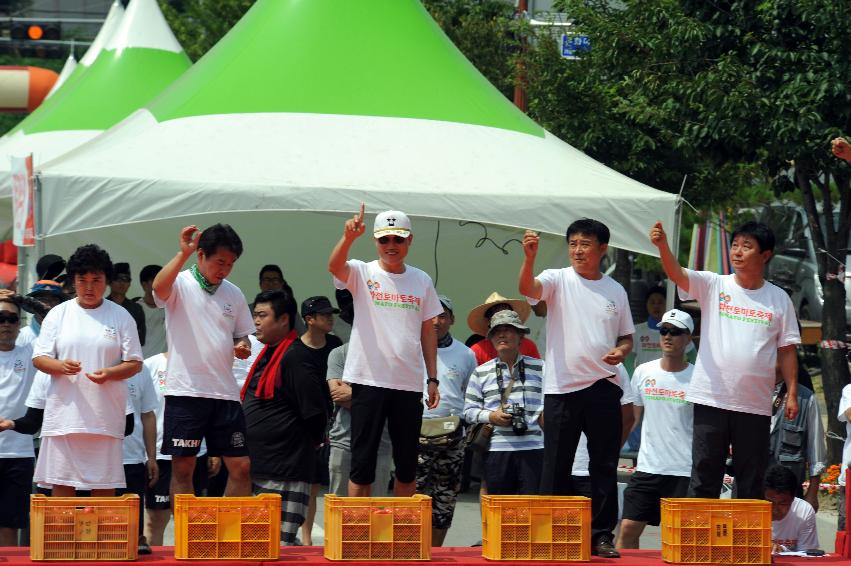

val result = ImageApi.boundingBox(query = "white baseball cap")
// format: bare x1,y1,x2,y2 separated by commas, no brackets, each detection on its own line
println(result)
374,210,412,239
660,309,694,333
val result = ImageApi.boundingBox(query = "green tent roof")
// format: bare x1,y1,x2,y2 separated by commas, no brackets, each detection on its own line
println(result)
11,0,189,136
148,0,543,137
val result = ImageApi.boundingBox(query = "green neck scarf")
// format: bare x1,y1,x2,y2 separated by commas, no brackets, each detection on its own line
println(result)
190,264,220,295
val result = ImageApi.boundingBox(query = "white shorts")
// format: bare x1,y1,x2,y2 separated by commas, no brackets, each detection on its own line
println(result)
35,434,126,490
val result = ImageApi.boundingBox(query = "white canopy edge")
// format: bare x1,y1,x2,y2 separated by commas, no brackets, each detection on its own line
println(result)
40,111,677,257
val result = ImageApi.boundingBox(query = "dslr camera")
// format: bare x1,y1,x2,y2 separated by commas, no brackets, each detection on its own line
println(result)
503,403,527,435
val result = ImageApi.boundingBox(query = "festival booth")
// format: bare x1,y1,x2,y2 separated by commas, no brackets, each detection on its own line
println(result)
36,0,678,322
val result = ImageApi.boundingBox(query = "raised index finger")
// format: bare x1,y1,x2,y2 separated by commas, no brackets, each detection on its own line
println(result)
357,202,365,222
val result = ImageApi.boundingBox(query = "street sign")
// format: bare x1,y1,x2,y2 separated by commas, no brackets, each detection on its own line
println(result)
561,33,590,59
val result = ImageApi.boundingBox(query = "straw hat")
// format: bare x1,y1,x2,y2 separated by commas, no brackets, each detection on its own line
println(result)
467,291,532,337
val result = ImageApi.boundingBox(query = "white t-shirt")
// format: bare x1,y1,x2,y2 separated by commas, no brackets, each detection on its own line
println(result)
139,300,167,359
154,270,254,401
572,365,635,476
33,299,143,439
632,359,694,476
16,324,37,347
123,370,159,465
231,334,263,389
679,271,800,416
529,267,634,394
423,338,477,418
27,372,134,415
772,497,819,551
335,259,443,392
0,343,37,458
838,384,851,487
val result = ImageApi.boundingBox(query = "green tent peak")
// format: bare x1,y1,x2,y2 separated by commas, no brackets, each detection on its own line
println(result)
148,0,544,137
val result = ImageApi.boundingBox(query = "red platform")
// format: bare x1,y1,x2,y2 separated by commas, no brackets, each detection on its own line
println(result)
0,547,845,565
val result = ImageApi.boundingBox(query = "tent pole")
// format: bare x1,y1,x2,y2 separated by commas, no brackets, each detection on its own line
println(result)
667,176,687,310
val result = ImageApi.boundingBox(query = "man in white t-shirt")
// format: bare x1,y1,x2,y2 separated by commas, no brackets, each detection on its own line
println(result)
153,224,255,498
328,206,442,497
0,297,36,546
651,221,801,500
138,265,167,358
519,218,634,558
617,309,695,549
765,464,819,552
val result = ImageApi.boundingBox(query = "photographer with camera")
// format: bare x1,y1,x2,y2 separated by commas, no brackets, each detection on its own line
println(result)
463,310,544,495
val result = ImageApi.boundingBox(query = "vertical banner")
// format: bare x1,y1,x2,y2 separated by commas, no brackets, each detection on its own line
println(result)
11,155,35,247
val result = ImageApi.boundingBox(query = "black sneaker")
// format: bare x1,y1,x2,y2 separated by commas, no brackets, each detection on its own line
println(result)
592,535,620,558
137,541,152,555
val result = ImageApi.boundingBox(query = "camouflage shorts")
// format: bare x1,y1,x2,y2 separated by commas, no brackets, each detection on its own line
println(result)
416,439,465,529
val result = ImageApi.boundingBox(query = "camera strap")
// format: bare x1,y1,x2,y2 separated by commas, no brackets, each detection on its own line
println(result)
496,358,525,406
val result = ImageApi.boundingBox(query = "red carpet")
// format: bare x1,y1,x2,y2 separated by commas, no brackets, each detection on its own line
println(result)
0,546,845,564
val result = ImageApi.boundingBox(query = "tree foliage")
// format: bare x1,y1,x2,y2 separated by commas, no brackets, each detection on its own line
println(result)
543,0,849,460
159,0,255,62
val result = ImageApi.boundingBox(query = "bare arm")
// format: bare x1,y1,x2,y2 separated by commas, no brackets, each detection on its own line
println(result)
33,356,80,376
422,319,439,409
329,379,352,409
603,335,634,365
153,226,199,302
649,222,689,293
328,203,365,283
777,345,798,419
621,403,635,447
518,230,543,299
141,410,159,487
86,360,143,384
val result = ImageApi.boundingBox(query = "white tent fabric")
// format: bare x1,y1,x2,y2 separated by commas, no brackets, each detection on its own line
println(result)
44,53,77,100
38,111,677,325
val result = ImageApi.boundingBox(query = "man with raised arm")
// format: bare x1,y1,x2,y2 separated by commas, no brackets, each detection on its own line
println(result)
649,221,800,500
519,218,634,559
328,205,442,498
153,224,255,499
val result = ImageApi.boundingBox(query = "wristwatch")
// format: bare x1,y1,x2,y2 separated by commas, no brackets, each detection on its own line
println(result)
427,378,440,387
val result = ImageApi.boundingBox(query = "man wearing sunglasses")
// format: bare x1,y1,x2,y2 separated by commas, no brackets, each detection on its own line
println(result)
328,205,443,498
0,296,37,546
617,309,695,549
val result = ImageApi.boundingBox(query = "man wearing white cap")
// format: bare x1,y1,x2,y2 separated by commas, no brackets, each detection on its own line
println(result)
617,309,695,549
328,205,443,497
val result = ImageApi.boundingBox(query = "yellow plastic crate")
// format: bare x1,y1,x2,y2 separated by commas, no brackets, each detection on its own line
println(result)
30,494,139,561
173,494,281,560
323,494,432,560
480,495,591,561
661,498,771,564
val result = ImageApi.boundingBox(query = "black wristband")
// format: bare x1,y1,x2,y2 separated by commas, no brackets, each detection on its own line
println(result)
427,378,440,387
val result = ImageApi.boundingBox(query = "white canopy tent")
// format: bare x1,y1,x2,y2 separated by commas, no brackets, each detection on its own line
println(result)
37,0,678,326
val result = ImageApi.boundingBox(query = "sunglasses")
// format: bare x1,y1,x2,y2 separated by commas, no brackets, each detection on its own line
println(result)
659,327,687,336
0,313,20,324
377,236,407,245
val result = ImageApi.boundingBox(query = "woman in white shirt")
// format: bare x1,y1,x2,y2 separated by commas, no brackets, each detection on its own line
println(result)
32,244,144,496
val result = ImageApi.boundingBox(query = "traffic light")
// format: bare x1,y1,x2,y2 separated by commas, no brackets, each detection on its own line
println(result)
9,21,62,57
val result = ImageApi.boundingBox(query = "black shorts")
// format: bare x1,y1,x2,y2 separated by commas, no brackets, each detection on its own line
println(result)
144,456,209,510
161,396,248,457
622,470,690,526
0,457,34,529
117,463,146,527
350,384,423,485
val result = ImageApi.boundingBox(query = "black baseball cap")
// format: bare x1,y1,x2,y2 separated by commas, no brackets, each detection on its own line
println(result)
36,254,65,280
301,296,340,317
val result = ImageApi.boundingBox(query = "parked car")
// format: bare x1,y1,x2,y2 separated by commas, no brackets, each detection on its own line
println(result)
753,203,851,328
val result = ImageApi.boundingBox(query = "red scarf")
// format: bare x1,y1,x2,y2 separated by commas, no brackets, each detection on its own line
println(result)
240,330,298,401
